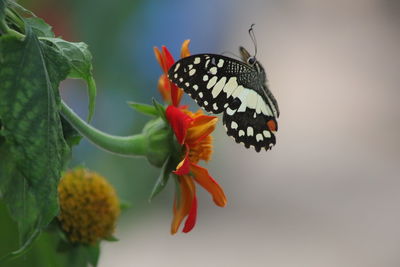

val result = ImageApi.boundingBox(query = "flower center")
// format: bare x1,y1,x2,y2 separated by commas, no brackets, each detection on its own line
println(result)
188,135,213,164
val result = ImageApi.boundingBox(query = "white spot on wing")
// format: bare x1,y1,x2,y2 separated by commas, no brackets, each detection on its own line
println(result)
238,89,250,112
174,63,180,72
231,121,238,129
204,101,208,105
223,77,238,97
256,133,263,142
203,75,209,81
207,76,218,89
194,57,201,64
263,130,271,138
213,103,218,110
185,82,189,87
179,78,183,82
226,107,236,115
189,69,196,76
217,59,224,68
231,85,244,98
260,100,270,116
246,90,258,109
193,85,198,90
198,92,204,98
247,127,254,136
212,76,227,98
209,67,217,75
256,95,262,114
239,130,245,137
174,73,178,78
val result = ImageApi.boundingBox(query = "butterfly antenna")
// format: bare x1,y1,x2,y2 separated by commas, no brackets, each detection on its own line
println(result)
249,23,257,58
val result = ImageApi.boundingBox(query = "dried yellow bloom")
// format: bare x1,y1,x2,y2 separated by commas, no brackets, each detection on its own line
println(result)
58,168,120,245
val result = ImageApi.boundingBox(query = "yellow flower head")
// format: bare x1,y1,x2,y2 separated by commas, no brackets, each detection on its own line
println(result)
58,168,120,245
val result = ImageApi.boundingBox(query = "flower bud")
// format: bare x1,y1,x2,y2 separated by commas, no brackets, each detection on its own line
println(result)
141,117,174,168
58,168,120,245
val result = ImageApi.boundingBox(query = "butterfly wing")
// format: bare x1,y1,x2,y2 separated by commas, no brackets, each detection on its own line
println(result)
222,87,278,152
168,53,279,152
168,54,257,114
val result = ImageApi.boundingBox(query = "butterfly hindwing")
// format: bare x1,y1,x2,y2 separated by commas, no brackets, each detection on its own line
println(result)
222,87,277,152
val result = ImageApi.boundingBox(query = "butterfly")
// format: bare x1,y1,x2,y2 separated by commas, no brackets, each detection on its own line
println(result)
167,28,279,152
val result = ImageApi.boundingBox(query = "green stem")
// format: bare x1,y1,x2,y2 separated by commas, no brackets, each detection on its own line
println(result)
0,18,9,34
5,8,25,31
61,100,147,157
0,18,24,39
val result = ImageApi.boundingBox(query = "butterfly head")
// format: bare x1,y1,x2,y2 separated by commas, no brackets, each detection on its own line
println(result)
239,46,266,83
239,46,255,66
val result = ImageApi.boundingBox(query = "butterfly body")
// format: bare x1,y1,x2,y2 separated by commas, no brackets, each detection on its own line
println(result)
168,47,279,152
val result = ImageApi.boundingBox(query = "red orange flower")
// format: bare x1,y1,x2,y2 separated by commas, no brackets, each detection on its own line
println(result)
154,40,190,107
154,41,227,234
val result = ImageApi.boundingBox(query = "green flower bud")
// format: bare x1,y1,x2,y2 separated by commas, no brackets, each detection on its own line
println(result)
141,118,174,168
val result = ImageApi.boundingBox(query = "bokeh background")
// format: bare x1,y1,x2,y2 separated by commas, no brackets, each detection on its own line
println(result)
1,0,400,266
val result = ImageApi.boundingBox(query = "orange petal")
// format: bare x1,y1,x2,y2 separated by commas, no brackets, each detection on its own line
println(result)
186,115,218,144
158,74,172,104
154,47,167,73
180,39,191,58
171,175,196,234
190,163,227,207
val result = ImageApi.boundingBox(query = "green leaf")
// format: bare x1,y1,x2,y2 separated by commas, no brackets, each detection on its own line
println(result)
0,0,6,23
86,244,100,267
0,28,70,247
60,116,82,147
0,228,40,263
42,37,97,121
127,101,158,116
7,1,35,18
152,98,167,122
24,17,54,38
149,156,173,201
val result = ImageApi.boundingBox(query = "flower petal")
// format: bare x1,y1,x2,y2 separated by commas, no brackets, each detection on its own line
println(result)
183,194,197,233
173,145,190,175
186,115,218,144
190,163,227,207
158,74,172,104
162,46,175,71
171,175,196,234
166,105,193,144
154,47,167,73
170,82,182,107
180,39,191,58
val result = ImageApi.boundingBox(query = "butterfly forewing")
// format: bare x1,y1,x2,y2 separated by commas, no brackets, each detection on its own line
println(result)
168,52,279,152
168,54,256,114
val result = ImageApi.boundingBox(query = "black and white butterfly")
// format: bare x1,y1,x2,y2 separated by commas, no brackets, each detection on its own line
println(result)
167,28,279,152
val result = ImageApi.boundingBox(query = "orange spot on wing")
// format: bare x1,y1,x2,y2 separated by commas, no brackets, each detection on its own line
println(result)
267,120,277,132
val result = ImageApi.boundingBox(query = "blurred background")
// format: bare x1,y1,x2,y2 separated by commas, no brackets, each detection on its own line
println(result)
1,0,400,266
